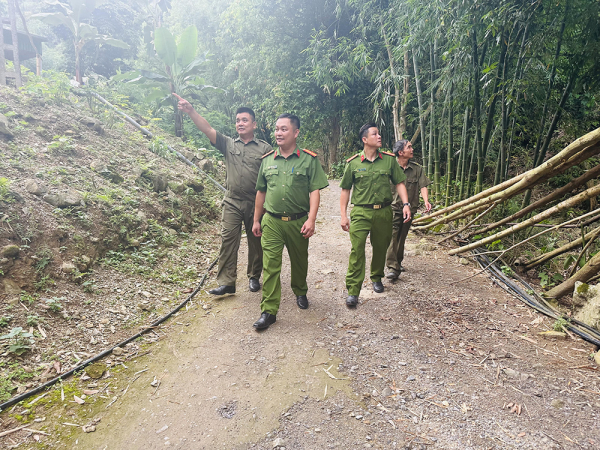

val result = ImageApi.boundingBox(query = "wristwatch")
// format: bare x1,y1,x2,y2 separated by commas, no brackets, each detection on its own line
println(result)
403,202,411,207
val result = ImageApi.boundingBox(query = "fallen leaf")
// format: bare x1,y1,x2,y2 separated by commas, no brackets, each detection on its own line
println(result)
53,361,61,375
83,389,99,396
73,395,85,405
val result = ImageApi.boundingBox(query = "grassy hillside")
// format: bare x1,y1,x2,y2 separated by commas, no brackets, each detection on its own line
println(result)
0,80,224,403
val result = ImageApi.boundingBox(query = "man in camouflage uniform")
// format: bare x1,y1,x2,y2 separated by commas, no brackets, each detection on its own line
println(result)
252,114,329,330
174,94,271,295
340,123,411,308
385,140,432,279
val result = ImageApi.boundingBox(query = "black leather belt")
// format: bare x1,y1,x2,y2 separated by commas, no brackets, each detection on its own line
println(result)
266,211,308,221
354,201,392,209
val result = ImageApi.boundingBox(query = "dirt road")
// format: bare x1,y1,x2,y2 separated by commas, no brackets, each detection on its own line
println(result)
44,182,600,448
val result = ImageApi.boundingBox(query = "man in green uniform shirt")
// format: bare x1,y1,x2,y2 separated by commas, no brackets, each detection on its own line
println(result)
174,94,271,295
340,123,411,308
252,114,329,330
385,140,432,279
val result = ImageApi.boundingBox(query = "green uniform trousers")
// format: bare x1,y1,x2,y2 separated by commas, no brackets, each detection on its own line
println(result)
260,213,309,315
216,197,263,286
346,206,393,296
386,212,413,273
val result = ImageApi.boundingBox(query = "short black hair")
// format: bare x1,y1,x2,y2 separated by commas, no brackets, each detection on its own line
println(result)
359,122,377,142
236,107,256,121
277,113,300,130
393,139,410,155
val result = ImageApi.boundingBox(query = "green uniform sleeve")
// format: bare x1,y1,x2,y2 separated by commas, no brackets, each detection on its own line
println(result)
308,157,329,192
390,158,407,185
255,158,268,192
417,165,432,189
213,131,232,156
339,161,354,190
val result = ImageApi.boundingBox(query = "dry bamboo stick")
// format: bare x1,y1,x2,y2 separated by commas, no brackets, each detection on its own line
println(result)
568,226,600,277
524,225,600,270
438,202,499,244
448,188,600,255
413,128,600,226
414,138,600,229
546,251,600,299
466,163,600,239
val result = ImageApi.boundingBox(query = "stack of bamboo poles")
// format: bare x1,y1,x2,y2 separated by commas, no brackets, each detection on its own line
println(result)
412,126,600,300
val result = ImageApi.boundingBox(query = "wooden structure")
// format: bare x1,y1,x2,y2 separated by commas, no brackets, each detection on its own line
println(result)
0,20,46,86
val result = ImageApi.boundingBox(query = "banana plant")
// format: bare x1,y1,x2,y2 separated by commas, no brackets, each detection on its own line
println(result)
115,25,223,137
32,0,129,84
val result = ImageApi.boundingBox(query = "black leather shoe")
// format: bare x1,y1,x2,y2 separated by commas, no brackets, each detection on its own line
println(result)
249,277,261,292
385,269,400,280
346,295,358,307
296,295,309,309
373,281,384,293
208,285,235,295
253,312,276,330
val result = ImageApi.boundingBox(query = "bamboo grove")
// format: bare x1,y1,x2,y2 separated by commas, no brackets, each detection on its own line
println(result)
12,0,600,299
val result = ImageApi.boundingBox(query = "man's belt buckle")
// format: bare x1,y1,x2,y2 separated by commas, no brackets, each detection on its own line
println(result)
373,204,381,209
281,216,290,221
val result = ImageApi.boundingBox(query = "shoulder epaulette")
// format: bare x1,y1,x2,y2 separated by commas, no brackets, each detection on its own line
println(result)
261,150,275,159
257,138,270,145
410,161,423,167
346,153,360,162
302,148,317,157
381,151,395,157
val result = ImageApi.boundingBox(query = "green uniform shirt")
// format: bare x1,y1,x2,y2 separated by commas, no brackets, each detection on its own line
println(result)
340,150,406,205
255,146,329,215
214,131,272,202
391,161,431,214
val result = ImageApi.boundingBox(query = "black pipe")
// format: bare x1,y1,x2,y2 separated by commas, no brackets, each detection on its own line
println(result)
0,258,218,412
472,248,600,347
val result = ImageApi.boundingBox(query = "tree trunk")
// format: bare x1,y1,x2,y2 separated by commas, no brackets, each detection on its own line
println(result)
445,80,454,208
15,0,42,76
399,50,409,139
481,27,507,166
328,114,340,168
382,26,401,141
471,26,484,194
455,106,469,199
545,251,600,300
412,48,427,159
7,0,21,87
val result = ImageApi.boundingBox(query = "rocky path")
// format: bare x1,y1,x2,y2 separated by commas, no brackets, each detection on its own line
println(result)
12,182,600,449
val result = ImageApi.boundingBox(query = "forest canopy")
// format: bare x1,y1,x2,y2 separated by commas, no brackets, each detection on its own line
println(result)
4,0,600,193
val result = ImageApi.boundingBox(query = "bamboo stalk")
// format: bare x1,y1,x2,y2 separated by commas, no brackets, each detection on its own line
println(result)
545,251,600,299
466,163,600,238
448,187,600,256
568,227,600,278
524,225,600,270
413,137,600,229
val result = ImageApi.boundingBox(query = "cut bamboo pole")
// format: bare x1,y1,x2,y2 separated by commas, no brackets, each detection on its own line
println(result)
524,225,600,270
414,141,600,230
545,251,600,299
413,127,600,226
466,163,600,238
448,186,600,255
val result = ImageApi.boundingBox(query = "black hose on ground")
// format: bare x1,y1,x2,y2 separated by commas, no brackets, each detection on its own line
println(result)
0,258,218,412
472,248,600,347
